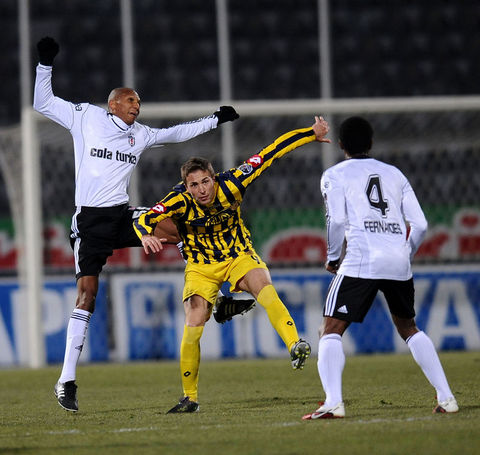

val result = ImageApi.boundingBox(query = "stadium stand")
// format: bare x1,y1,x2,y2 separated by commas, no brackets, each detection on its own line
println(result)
3,0,480,125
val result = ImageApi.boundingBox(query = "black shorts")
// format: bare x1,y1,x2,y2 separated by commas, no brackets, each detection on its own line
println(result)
70,204,148,279
323,274,415,322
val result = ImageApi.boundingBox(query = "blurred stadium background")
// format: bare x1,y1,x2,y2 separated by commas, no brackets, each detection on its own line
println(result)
1,0,479,368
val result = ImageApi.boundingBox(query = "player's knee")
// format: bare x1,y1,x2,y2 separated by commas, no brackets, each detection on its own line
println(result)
184,296,211,326
320,317,348,337
393,317,418,340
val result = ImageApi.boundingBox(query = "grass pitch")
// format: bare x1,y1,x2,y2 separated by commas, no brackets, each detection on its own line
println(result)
0,351,479,455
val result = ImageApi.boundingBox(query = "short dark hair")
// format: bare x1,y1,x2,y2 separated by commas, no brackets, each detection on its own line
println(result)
181,157,215,182
338,116,373,155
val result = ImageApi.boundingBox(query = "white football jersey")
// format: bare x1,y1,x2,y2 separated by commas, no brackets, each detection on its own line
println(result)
320,156,427,280
33,64,218,207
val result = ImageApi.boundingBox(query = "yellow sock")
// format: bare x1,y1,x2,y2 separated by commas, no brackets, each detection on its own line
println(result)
256,285,299,352
180,325,204,402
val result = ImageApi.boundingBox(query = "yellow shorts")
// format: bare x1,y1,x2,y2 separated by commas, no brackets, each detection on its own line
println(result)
183,251,268,304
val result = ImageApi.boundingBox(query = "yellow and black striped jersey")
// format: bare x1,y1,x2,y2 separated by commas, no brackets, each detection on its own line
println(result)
134,126,316,264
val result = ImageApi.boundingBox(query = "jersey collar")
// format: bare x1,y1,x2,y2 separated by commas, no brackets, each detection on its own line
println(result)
107,113,133,132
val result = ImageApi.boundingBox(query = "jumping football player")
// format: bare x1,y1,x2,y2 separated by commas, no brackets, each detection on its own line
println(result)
34,36,241,412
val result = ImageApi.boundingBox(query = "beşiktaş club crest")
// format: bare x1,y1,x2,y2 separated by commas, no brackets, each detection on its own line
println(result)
238,163,253,175
128,134,135,147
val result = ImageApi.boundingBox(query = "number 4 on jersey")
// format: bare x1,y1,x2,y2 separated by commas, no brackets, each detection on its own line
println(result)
365,174,389,217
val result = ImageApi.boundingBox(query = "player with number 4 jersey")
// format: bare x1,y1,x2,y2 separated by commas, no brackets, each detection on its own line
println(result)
303,117,458,421
321,140,427,280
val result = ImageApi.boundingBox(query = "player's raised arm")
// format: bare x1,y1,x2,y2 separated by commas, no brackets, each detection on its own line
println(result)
233,116,331,187
33,37,78,129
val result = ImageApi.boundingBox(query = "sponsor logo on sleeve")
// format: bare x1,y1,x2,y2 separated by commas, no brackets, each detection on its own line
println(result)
247,155,263,167
152,203,167,214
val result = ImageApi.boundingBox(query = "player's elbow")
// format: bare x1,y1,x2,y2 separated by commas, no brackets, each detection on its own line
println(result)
133,222,148,240
32,97,41,112
417,217,428,236
33,84,54,113
409,218,428,245
329,217,346,232
33,95,49,114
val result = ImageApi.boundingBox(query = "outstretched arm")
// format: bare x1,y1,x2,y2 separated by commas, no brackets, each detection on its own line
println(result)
231,116,331,188
150,106,240,146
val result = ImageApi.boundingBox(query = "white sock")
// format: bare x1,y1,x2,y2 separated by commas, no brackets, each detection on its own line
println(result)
317,333,345,407
59,309,91,383
407,331,454,402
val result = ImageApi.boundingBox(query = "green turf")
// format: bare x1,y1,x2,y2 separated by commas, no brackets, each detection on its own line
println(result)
0,351,479,455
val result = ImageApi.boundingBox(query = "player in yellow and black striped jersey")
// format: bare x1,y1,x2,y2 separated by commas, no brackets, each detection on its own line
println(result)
134,116,331,413
135,123,320,263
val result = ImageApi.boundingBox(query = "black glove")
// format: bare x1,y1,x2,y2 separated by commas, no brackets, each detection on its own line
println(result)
37,37,59,66
213,106,239,124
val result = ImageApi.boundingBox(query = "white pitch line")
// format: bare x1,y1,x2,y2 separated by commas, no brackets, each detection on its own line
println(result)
112,426,158,433
13,414,438,438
